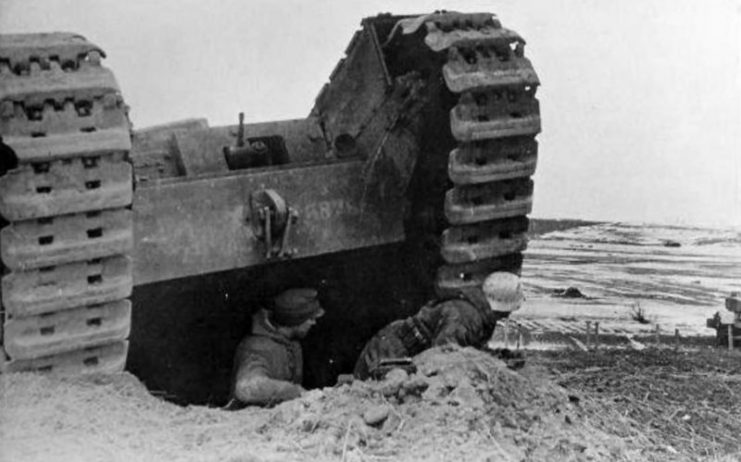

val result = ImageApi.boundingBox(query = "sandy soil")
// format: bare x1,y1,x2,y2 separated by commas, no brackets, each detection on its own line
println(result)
1,347,642,462
3,345,740,462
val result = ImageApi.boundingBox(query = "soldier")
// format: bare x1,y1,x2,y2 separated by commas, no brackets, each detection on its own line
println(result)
228,288,325,408
353,272,524,379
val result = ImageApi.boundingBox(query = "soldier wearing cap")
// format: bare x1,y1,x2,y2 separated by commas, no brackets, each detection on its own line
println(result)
229,288,325,408
353,272,524,379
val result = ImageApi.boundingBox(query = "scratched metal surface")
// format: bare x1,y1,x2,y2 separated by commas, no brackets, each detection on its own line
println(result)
132,159,406,285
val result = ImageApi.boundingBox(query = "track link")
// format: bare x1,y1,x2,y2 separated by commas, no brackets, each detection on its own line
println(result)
0,33,132,374
421,13,540,294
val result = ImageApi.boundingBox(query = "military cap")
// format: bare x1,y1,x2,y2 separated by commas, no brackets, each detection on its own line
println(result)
271,288,325,326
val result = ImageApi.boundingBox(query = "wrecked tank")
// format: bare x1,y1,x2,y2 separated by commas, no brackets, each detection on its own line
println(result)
0,12,541,404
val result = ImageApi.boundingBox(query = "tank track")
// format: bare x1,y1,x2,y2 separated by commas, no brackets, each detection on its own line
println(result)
424,13,540,294
0,33,133,374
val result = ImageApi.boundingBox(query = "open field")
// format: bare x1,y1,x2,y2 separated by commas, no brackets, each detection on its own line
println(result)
501,221,741,348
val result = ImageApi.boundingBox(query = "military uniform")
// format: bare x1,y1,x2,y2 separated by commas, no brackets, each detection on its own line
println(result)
229,288,323,408
353,289,502,379
229,309,305,407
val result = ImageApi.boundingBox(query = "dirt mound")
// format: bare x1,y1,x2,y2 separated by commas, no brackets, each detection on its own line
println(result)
270,346,635,461
1,347,637,462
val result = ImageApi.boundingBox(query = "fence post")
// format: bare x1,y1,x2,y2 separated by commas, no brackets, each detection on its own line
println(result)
674,328,679,351
729,324,734,351
594,322,600,350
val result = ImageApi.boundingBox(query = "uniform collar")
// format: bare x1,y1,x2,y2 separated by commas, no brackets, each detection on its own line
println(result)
458,289,499,328
458,288,489,313
252,308,294,344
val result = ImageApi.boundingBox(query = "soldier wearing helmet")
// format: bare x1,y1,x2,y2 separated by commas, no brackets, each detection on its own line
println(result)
353,272,524,380
228,288,325,408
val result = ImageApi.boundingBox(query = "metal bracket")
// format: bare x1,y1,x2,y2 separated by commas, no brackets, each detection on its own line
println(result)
250,189,299,260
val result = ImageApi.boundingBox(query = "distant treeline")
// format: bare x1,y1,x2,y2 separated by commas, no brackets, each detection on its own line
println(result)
528,218,604,236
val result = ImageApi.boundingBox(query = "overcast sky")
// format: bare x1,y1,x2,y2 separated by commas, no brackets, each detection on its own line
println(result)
2,0,740,227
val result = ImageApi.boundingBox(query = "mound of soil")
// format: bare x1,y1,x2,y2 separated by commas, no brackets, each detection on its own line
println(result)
552,287,587,299
0,347,637,462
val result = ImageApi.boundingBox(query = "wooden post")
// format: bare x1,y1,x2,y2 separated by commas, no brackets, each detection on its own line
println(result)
655,324,660,346
674,328,680,350
729,324,734,350
585,321,592,350
504,319,510,348
594,322,600,350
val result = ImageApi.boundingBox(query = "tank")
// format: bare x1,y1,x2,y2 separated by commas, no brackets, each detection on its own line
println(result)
0,12,541,404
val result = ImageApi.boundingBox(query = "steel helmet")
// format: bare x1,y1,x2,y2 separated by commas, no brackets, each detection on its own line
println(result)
482,272,524,313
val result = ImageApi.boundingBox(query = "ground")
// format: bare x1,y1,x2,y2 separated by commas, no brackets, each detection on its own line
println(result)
2,346,740,462
529,347,741,460
1,221,740,461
